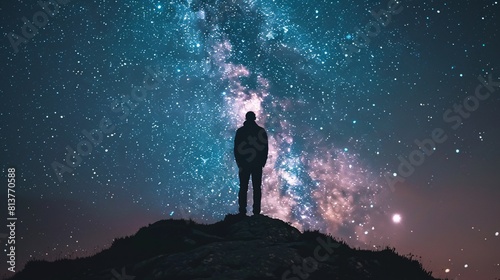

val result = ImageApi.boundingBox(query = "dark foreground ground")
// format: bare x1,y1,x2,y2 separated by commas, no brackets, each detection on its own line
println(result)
9,214,442,280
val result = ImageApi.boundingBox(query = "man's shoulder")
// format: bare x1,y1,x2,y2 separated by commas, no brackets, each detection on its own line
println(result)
236,123,266,134
235,126,247,137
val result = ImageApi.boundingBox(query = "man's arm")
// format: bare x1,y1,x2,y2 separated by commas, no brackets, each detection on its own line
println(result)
234,129,242,167
261,129,268,167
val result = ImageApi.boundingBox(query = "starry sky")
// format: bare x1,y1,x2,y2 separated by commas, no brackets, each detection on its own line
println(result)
1,0,499,279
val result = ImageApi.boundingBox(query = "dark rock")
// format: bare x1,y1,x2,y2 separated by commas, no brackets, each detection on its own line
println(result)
8,214,441,280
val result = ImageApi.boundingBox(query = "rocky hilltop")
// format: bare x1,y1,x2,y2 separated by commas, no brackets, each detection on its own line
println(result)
9,214,440,280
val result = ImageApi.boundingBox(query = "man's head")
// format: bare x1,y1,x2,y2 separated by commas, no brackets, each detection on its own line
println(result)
245,111,256,121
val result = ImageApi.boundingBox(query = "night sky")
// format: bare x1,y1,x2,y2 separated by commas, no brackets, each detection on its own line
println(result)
1,0,499,279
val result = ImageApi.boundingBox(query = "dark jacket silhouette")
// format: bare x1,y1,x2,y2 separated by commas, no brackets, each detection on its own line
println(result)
234,120,268,168
234,112,268,215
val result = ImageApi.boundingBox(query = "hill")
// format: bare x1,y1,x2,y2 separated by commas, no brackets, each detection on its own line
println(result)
9,214,440,280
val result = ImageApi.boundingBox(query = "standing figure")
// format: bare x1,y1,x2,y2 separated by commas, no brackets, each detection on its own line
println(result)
234,111,268,215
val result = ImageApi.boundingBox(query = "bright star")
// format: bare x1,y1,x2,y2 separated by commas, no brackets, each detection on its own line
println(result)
392,214,402,224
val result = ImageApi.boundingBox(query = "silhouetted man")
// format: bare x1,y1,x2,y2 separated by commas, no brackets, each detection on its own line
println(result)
234,111,268,216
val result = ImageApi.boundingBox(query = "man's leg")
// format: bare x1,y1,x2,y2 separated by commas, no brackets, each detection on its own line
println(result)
238,167,251,214
252,167,263,215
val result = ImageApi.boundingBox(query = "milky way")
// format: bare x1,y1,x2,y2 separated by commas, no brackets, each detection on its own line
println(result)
1,0,499,279
203,35,385,242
